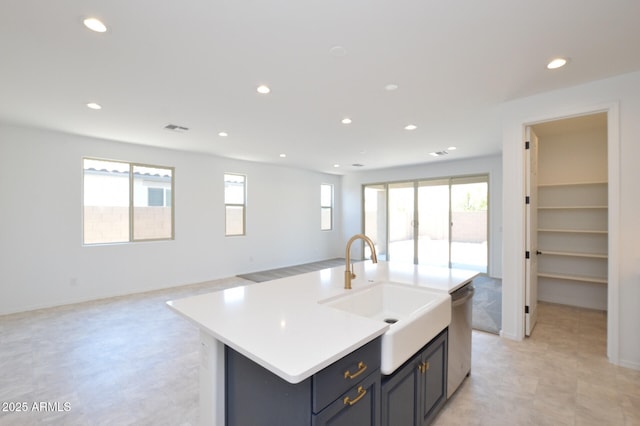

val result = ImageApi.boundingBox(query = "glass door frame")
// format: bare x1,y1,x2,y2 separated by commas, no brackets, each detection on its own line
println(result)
362,173,489,272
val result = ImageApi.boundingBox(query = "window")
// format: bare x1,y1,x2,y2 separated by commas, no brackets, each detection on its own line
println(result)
132,164,174,240
147,188,164,206
225,173,246,236
83,158,174,244
321,184,333,231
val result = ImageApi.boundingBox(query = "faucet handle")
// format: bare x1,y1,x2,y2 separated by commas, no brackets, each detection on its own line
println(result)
350,263,356,279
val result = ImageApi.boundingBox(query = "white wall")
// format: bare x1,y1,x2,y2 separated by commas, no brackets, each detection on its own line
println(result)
0,123,343,315
341,155,503,278
536,124,608,185
501,71,640,370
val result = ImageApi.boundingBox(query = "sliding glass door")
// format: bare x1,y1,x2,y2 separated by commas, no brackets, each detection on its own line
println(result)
388,182,415,263
450,177,488,271
363,175,488,273
417,180,450,267
363,184,387,260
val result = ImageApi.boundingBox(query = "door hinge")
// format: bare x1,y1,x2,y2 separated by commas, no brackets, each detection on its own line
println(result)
525,251,530,259
525,196,530,204
525,305,530,314
525,141,530,149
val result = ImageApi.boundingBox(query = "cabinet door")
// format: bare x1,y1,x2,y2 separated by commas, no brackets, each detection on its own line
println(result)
313,337,381,413
313,371,380,426
380,356,420,426
418,332,447,426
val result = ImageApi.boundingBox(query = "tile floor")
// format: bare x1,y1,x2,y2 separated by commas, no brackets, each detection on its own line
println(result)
435,303,640,426
1,279,638,425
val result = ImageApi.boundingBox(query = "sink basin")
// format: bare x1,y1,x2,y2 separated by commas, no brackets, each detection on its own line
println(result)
321,282,451,375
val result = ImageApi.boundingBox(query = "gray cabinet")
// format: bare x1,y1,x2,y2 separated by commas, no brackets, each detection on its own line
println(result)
381,329,448,426
225,330,447,426
312,372,380,426
225,337,381,426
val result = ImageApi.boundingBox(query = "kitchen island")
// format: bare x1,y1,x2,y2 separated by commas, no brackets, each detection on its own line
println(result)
167,261,477,425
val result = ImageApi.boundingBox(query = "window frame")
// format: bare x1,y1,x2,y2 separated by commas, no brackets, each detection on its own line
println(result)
224,173,247,237
320,183,334,231
82,157,175,245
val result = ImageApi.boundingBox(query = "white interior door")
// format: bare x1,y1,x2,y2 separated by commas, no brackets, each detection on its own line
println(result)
525,127,539,336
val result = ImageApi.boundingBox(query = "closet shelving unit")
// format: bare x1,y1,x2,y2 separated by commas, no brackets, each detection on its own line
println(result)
537,181,608,285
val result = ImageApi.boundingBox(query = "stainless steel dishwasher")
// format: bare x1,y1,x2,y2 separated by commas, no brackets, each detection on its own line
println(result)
447,281,474,398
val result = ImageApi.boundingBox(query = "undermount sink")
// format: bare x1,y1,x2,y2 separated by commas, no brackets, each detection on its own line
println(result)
321,282,451,375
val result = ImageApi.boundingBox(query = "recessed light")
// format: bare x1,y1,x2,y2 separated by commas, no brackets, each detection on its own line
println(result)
83,17,107,33
218,132,228,137
341,118,352,124
257,85,270,94
329,46,347,57
448,146,457,151
404,124,417,130
86,102,102,110
547,58,568,70
279,153,287,158
333,164,340,168
385,84,399,91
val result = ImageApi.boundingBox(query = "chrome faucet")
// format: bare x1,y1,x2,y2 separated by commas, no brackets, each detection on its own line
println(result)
344,234,378,289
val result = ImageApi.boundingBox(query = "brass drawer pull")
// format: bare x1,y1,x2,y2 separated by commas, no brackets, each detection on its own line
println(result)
417,361,430,373
344,361,367,380
343,386,367,406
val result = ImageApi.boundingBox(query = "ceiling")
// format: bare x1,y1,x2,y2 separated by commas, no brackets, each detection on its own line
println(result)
1,1,639,174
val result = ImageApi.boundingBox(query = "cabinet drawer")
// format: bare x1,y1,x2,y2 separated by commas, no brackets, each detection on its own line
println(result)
313,337,381,413
313,370,381,426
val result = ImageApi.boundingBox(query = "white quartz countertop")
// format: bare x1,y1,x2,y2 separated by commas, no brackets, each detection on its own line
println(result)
167,261,477,384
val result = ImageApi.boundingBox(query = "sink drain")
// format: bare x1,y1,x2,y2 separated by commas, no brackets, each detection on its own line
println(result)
384,318,398,324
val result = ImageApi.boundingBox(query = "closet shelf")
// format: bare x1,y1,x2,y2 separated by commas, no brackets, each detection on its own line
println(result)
537,181,607,188
537,250,607,259
538,228,607,234
537,272,607,284
538,205,607,210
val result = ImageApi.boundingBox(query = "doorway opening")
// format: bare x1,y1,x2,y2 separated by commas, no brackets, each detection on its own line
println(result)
525,112,608,337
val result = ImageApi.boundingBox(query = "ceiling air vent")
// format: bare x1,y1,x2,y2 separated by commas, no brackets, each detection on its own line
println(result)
429,150,449,157
351,163,365,167
164,124,189,132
